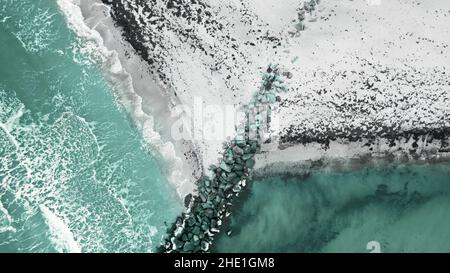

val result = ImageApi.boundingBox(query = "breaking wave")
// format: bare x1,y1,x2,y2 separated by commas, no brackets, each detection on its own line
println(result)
40,205,81,253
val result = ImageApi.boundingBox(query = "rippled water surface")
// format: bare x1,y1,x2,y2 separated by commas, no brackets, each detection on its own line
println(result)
214,164,450,253
0,0,181,253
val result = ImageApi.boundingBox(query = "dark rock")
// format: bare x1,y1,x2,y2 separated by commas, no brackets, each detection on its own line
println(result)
242,153,254,160
231,176,241,184
245,159,255,168
235,170,244,177
219,176,227,184
236,139,246,148
187,218,195,227
232,145,244,155
199,192,207,202
243,145,253,154
194,245,202,252
211,179,219,188
183,242,194,252
205,209,214,218
221,171,228,179
282,71,293,79
220,161,232,172
235,157,244,164
193,226,201,235
184,193,193,208
201,224,209,231
218,189,225,198
173,239,183,250
225,184,233,191
201,241,209,251
202,216,211,224
233,163,244,171
224,156,234,164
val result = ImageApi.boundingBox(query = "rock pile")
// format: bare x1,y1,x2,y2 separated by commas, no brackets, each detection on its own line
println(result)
161,65,288,253
294,0,320,32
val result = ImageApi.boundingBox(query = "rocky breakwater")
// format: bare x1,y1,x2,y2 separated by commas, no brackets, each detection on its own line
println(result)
160,65,289,253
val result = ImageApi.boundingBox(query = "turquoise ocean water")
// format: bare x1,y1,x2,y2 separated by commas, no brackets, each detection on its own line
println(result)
214,164,450,253
0,0,181,252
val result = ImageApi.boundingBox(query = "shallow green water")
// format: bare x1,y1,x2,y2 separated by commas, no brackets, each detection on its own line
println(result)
0,0,181,252
214,164,450,253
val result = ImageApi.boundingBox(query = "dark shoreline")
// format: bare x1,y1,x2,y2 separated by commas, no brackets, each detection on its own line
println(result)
280,127,450,152
100,0,279,88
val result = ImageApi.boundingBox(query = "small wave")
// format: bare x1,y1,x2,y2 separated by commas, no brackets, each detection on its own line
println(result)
0,200,15,233
39,205,81,253
0,1,58,53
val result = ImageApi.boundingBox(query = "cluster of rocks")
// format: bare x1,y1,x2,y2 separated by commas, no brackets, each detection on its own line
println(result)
101,0,283,89
160,65,288,253
282,124,450,152
294,0,320,32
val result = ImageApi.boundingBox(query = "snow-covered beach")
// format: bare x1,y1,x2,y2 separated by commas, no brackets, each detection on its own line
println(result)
58,0,450,201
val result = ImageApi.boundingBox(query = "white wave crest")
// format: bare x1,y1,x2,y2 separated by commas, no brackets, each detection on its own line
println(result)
40,205,81,253
0,201,15,233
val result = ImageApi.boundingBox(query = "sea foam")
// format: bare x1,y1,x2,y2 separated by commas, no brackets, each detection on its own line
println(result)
40,205,81,253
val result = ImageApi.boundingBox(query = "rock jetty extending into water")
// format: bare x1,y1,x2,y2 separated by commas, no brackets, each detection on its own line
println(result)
160,65,288,253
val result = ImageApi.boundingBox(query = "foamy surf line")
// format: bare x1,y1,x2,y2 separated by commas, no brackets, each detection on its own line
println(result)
40,205,81,253
56,0,195,200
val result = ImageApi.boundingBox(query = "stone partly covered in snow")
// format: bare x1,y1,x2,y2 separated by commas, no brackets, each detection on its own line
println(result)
160,65,288,253
291,0,320,34
219,161,232,173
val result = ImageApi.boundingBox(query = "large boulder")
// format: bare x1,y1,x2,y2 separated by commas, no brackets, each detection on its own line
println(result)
245,158,255,168
183,242,194,252
219,161,232,172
